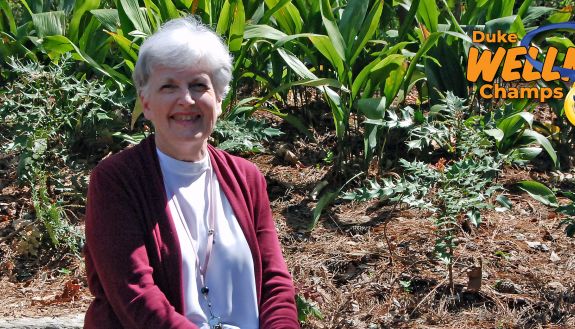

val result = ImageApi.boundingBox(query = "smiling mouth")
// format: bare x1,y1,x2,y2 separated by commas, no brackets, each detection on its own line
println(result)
172,113,202,121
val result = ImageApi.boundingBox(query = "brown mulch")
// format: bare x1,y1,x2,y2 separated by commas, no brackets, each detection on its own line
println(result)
1,117,575,328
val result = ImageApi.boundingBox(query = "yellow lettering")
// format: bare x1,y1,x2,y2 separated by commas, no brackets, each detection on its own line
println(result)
467,47,506,82
479,84,493,98
493,83,507,98
540,87,554,102
522,47,542,82
542,47,561,81
501,47,526,81
553,87,564,99
472,30,485,43
520,87,538,99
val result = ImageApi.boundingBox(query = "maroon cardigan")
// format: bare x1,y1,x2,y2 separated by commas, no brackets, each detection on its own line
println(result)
84,136,299,328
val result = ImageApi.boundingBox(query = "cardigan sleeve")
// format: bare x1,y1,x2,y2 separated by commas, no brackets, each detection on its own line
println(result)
251,170,300,329
85,164,197,329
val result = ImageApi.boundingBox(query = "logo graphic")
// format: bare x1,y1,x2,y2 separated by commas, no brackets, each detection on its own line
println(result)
521,22,575,126
466,22,575,125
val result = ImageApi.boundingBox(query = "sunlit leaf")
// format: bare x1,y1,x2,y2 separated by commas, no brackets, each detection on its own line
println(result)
32,11,66,37
517,180,558,207
69,0,100,43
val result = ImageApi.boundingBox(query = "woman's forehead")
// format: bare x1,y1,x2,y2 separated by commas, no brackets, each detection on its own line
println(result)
151,66,212,80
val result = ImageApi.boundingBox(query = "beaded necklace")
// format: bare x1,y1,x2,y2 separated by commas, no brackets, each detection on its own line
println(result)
170,162,223,329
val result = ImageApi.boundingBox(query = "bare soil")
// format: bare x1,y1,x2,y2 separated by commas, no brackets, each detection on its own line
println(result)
1,113,575,328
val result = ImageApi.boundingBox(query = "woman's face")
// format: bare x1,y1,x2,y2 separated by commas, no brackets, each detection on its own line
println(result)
141,66,221,160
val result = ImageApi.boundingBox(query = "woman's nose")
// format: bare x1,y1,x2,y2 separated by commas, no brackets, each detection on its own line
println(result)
178,89,195,105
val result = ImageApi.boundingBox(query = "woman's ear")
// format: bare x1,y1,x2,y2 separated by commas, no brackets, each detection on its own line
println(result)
216,98,223,117
140,90,151,119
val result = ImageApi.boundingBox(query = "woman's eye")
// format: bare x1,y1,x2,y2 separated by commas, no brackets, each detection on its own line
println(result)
190,83,207,91
161,84,176,90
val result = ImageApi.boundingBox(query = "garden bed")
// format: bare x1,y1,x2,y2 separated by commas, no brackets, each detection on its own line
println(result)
1,122,574,328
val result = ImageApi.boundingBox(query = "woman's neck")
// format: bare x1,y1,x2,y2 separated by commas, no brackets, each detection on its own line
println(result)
155,136,207,162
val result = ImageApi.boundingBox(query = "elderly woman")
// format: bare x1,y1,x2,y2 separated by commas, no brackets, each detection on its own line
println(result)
84,17,299,329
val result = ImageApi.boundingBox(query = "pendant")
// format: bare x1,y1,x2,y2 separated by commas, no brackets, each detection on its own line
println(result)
208,316,222,329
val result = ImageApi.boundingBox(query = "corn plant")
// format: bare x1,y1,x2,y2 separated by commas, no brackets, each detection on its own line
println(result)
246,1,400,168
483,104,558,167
517,181,575,238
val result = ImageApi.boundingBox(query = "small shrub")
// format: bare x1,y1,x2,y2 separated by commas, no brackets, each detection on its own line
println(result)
344,92,506,292
212,116,283,153
1,55,131,253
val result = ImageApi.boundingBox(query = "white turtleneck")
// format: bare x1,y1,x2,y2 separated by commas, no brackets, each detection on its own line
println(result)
157,148,259,329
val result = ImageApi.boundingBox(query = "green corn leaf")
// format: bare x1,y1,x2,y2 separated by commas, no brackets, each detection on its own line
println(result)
177,0,193,7
69,0,100,43
157,0,180,21
547,7,572,24
105,30,139,62
402,31,442,96
371,54,407,104
90,9,120,32
143,0,161,31
517,180,558,207
521,6,555,26
79,16,108,61
485,15,524,36
117,0,152,36
356,97,387,120
324,86,345,140
228,0,245,52
0,31,37,61
508,147,542,163
497,112,533,137
398,0,421,40
194,0,213,25
244,24,287,40
277,47,317,80
349,0,383,66
101,63,132,87
417,0,439,32
319,0,345,61
131,97,143,129
486,0,513,20
311,172,362,231
311,191,338,231
261,105,313,140
484,128,504,142
0,0,17,34
256,78,346,109
18,0,33,17
216,0,231,35
260,0,291,25
263,0,302,34
32,11,66,37
520,129,558,167
309,35,344,78
352,56,383,99
41,35,120,83
338,0,368,49
516,0,534,19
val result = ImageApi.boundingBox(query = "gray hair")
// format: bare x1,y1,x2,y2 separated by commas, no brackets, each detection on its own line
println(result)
133,17,233,99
